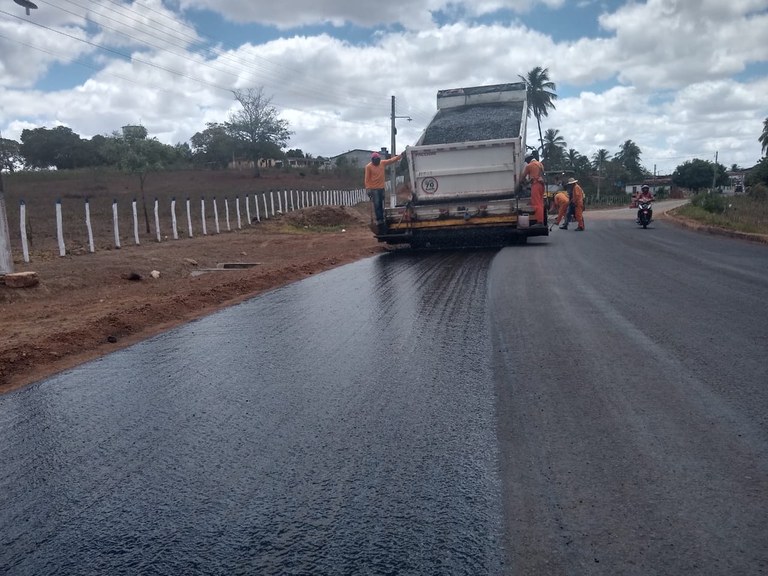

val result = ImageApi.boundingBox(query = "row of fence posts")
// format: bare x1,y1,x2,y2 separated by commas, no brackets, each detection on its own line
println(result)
17,188,366,263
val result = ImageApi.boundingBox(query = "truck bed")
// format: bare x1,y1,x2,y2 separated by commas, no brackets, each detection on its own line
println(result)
420,101,526,146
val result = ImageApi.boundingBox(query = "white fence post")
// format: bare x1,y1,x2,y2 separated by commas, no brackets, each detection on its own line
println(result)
270,191,275,216
213,197,220,234
131,199,139,245
244,195,250,226
225,197,231,231
56,199,65,257
171,197,179,240
254,194,260,222
19,200,29,263
263,194,269,219
201,196,207,236
115,200,123,249
186,197,193,238
85,198,95,253
290,190,295,212
154,198,161,242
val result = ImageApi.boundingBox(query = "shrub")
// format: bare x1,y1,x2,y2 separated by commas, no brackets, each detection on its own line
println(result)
748,183,768,201
691,191,726,214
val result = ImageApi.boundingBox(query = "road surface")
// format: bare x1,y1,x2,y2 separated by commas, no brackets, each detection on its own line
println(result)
1,202,767,575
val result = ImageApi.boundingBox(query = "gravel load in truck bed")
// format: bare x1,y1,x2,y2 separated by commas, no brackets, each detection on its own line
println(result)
419,101,525,145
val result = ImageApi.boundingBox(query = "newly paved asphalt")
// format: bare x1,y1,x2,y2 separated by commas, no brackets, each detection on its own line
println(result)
2,202,766,575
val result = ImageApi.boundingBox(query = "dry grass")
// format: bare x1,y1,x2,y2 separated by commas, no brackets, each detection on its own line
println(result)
675,194,768,235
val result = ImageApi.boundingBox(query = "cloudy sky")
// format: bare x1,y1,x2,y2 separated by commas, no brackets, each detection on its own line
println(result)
1,0,766,175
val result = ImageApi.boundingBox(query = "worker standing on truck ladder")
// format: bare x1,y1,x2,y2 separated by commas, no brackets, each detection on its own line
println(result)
521,150,545,224
365,151,402,231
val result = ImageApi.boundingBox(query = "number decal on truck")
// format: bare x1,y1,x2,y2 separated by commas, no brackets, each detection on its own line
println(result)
421,177,438,195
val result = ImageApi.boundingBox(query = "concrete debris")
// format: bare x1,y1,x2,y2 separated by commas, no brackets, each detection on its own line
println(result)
2,271,40,288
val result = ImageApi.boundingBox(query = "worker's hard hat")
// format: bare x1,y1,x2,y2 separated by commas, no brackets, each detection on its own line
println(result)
641,184,650,190
566,177,578,185
371,152,380,160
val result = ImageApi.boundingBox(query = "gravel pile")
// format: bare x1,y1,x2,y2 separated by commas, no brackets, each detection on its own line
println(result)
420,101,525,145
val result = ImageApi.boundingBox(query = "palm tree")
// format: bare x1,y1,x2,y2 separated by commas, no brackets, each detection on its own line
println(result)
565,148,581,170
760,117,768,156
615,139,644,180
592,149,611,200
591,149,611,171
542,128,567,168
519,67,558,157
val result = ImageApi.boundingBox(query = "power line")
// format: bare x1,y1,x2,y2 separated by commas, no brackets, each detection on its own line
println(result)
1,3,440,140
46,0,401,116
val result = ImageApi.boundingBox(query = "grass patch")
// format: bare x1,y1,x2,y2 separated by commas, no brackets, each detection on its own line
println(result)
674,195,768,235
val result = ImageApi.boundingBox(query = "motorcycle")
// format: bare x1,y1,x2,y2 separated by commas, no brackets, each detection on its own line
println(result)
637,200,653,229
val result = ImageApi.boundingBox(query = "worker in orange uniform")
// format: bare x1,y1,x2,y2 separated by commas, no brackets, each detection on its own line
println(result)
365,151,402,230
565,177,585,231
553,191,571,229
521,150,545,224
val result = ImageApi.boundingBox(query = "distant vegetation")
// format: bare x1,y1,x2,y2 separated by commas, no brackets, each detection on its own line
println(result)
674,178,768,236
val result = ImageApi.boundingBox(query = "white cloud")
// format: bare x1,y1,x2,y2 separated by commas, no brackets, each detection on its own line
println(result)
0,0,765,173
174,0,567,29
598,0,768,89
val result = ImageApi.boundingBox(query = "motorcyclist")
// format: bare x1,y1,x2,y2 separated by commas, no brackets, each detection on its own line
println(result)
636,184,654,223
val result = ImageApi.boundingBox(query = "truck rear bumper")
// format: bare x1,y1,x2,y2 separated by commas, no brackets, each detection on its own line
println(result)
372,219,548,247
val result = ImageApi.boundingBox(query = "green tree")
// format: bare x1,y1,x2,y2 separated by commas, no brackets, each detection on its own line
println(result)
519,67,557,158
226,87,292,177
615,139,645,182
190,122,239,169
565,148,581,170
759,117,768,156
19,126,85,169
672,158,728,192
591,149,611,199
0,137,21,173
745,157,768,187
108,131,171,233
542,128,566,169
591,149,611,171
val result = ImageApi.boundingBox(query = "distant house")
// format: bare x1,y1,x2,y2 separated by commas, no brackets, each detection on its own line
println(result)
725,169,749,194
228,159,255,170
625,177,673,196
285,157,324,169
330,148,390,169
228,158,280,170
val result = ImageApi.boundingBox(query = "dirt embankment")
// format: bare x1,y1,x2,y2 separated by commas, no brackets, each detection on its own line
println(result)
1,205,384,394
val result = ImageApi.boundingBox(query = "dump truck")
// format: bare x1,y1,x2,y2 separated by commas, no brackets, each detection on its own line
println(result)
373,82,548,248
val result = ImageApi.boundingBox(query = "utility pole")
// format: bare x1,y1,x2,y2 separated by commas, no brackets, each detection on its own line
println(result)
390,96,396,208
712,151,718,192
597,156,602,201
390,95,412,208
